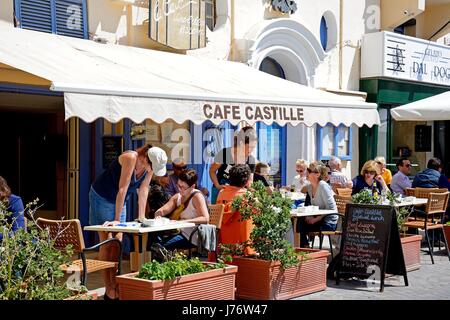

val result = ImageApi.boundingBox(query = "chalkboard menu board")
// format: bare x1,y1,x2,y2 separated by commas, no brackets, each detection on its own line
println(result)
102,136,122,169
336,203,408,292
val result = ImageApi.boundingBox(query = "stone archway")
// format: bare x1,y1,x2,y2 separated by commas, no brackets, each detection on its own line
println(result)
245,18,326,86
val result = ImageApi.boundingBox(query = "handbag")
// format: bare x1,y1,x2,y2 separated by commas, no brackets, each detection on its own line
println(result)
162,191,201,238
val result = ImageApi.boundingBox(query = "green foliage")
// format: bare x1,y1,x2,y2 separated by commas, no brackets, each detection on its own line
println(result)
137,252,226,281
351,189,379,204
0,199,78,300
222,180,301,269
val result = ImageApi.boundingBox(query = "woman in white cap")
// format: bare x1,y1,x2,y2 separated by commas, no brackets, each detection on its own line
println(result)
89,143,167,300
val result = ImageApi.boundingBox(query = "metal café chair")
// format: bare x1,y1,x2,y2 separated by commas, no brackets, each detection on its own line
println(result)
310,195,350,257
188,204,225,261
403,192,450,264
36,218,122,286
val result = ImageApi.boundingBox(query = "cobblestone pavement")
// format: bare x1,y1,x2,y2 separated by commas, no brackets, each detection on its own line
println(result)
295,248,450,300
85,245,450,300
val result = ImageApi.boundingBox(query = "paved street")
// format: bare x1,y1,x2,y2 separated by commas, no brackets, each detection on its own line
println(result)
296,247,450,300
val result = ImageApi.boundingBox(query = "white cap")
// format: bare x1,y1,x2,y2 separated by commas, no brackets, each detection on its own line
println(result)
147,147,167,177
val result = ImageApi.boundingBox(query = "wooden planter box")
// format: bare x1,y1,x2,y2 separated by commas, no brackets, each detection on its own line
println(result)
116,264,238,300
444,225,450,247
231,248,329,300
400,234,422,272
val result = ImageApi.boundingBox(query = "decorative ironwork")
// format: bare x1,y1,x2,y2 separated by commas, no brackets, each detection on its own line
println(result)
271,0,298,14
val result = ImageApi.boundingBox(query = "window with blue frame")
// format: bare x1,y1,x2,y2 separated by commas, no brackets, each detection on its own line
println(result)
14,0,88,39
317,124,352,161
320,16,328,51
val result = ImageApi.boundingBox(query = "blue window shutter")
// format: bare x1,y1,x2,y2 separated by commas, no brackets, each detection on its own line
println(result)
15,0,87,39
16,0,53,34
55,0,87,39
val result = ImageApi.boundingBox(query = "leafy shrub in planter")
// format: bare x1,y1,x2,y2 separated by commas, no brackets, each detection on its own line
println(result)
137,251,226,281
221,181,301,269
0,200,84,300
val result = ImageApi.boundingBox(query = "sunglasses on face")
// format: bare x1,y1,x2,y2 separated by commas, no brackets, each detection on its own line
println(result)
174,165,187,170
307,168,319,174
364,170,377,175
404,164,411,168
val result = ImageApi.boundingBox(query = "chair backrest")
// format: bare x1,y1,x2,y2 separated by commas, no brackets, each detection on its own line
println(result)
405,188,416,197
435,188,450,193
207,204,225,229
415,187,439,199
334,194,352,215
425,192,450,215
36,218,85,254
331,182,344,193
336,188,352,197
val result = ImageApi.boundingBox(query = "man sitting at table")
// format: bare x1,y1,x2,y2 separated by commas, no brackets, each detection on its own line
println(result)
328,156,353,189
391,158,412,196
412,157,450,190
296,161,338,248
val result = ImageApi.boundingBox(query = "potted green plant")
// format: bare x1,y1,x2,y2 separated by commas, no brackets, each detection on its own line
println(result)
220,181,329,300
0,200,92,300
116,250,237,300
351,189,422,271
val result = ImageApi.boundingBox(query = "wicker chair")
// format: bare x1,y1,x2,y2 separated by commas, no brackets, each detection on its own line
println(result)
403,192,450,264
336,188,352,197
310,195,350,257
405,188,416,197
414,187,439,199
188,204,225,260
36,218,122,286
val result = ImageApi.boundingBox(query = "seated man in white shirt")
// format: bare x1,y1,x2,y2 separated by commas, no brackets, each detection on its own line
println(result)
328,156,353,189
290,159,310,192
391,157,412,196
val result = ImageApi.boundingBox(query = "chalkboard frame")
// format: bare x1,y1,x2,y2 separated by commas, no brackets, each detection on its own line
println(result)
102,136,123,169
335,203,408,292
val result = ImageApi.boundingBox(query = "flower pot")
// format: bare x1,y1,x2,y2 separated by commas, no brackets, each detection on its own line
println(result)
231,248,330,300
444,225,450,247
400,234,422,272
116,264,238,300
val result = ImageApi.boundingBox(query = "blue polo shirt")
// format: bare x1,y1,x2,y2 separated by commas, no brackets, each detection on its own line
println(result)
0,194,25,241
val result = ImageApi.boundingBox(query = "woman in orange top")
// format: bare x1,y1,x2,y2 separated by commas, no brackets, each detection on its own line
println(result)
374,156,392,186
216,164,255,255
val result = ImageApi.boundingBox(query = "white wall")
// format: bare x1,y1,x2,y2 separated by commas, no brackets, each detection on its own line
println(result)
0,1,14,27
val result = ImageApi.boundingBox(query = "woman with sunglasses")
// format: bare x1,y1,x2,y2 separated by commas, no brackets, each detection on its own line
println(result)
352,160,388,195
154,169,209,250
296,161,338,248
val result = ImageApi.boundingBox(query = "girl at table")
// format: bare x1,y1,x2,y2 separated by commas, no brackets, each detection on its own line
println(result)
154,169,209,250
216,164,255,255
89,144,168,300
296,161,338,248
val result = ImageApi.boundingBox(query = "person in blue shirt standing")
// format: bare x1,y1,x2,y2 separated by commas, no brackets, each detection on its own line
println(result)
412,157,450,190
89,144,168,300
0,176,25,241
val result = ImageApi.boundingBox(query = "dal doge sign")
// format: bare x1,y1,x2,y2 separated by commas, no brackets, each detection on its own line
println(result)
149,0,206,50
